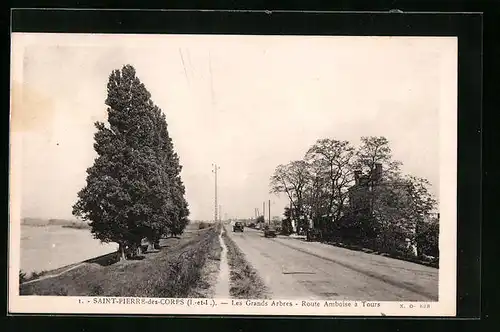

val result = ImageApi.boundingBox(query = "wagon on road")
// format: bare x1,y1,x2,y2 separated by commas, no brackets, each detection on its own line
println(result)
233,221,244,232
263,225,277,238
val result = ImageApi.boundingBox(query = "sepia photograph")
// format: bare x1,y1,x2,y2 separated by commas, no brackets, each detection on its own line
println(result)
9,33,457,316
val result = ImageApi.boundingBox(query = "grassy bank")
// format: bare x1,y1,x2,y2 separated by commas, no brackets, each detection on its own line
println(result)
20,223,221,297
187,223,222,298
222,229,270,299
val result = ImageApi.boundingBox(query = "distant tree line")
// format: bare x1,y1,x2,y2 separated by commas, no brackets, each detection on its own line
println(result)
270,136,439,260
73,65,190,260
256,215,265,224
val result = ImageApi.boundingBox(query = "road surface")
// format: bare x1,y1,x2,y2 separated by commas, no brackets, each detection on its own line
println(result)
225,225,439,301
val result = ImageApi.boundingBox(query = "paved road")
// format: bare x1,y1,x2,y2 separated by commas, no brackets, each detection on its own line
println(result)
225,225,439,301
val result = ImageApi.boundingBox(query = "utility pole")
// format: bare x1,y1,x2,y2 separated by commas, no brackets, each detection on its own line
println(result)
212,164,220,223
263,201,265,222
268,199,271,225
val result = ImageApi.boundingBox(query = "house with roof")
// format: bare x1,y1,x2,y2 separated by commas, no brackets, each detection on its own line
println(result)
348,163,383,215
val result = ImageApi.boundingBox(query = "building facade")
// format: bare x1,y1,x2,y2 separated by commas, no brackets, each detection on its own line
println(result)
348,163,383,214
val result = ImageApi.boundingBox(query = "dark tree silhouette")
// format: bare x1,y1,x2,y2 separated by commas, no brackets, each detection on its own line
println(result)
73,65,189,259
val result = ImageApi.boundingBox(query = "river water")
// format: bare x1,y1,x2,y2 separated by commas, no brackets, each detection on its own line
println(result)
20,225,118,275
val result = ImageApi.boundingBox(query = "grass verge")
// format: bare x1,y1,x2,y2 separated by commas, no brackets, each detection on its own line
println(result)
187,224,222,298
20,224,221,297
222,229,270,299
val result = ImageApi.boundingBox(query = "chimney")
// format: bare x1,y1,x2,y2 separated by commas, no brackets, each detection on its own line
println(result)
373,163,382,182
354,170,362,185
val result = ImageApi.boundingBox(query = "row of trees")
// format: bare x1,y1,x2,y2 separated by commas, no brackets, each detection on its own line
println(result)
73,65,190,260
270,136,439,259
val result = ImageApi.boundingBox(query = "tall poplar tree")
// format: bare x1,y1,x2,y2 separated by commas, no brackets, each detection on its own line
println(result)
73,65,189,259
157,110,190,238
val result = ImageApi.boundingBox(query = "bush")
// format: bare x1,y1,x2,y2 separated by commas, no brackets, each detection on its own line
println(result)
416,221,439,258
19,271,27,283
330,213,378,246
306,228,322,242
280,219,293,235
198,222,208,230
374,231,414,257
30,270,47,280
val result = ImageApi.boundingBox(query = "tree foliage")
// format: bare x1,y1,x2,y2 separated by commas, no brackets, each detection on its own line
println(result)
305,139,356,226
73,65,190,259
270,135,439,259
280,207,294,235
355,136,402,178
269,160,310,231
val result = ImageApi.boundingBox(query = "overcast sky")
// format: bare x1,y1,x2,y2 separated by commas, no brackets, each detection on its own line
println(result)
10,34,457,221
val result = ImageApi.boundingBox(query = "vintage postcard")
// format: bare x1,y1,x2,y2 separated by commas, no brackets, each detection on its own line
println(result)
9,33,457,316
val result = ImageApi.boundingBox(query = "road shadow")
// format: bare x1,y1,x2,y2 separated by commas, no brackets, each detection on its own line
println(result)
84,252,120,267
127,256,146,261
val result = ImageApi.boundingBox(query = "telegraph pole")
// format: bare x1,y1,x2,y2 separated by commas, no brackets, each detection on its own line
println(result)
212,164,220,223
263,201,265,222
268,199,271,225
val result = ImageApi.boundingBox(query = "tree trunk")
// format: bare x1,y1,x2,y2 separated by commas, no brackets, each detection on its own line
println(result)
414,218,421,258
147,242,155,252
119,243,126,261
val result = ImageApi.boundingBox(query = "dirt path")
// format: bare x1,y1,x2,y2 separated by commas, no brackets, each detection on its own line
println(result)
214,226,230,298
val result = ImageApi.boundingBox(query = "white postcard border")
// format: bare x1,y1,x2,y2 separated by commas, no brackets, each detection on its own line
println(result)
9,33,458,317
